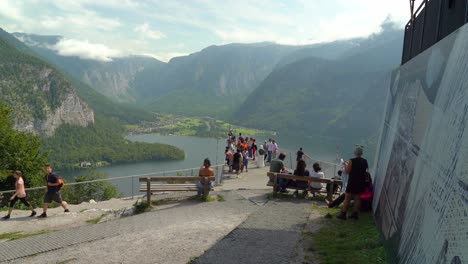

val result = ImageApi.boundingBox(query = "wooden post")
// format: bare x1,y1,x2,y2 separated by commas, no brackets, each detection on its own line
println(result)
203,177,210,199
273,174,278,194
327,180,333,201
146,177,151,205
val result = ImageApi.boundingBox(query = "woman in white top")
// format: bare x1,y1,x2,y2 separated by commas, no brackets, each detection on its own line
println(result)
2,171,36,220
309,163,325,192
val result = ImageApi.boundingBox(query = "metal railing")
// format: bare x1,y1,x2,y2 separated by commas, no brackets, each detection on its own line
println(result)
287,152,342,179
0,164,226,201
402,0,468,64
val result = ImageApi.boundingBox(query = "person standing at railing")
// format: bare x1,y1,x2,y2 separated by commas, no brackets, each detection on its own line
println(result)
1,171,37,220
296,147,312,161
266,139,273,162
197,158,215,196
340,158,349,193
37,164,69,218
251,139,257,161
272,140,279,160
337,146,368,220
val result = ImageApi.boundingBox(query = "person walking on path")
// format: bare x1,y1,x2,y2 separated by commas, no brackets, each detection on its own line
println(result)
337,146,369,220
37,164,69,218
2,171,36,220
232,149,243,175
257,144,266,168
198,158,215,196
267,139,273,162
241,148,250,173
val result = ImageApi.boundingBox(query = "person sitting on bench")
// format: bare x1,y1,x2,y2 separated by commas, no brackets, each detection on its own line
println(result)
198,158,215,196
292,159,310,196
309,163,325,193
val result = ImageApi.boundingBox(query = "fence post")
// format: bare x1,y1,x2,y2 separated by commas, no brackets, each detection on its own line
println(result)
191,169,194,176
131,176,134,200
146,177,151,205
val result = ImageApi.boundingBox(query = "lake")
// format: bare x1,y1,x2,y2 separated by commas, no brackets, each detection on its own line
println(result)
61,134,343,196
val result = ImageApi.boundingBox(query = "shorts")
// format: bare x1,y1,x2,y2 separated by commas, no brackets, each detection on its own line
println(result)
9,196,31,208
44,192,63,204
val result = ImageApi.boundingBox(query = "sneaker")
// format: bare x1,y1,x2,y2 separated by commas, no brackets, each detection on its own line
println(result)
29,211,37,217
2,215,10,220
349,212,359,220
336,212,347,220
64,209,70,213
37,213,47,218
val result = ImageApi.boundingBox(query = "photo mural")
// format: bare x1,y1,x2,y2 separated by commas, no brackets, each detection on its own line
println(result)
372,23,468,264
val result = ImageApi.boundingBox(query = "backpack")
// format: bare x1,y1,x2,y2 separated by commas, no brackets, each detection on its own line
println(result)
57,176,65,190
47,174,65,190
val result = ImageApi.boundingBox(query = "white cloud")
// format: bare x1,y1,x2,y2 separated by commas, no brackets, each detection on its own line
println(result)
135,23,166,40
52,39,122,61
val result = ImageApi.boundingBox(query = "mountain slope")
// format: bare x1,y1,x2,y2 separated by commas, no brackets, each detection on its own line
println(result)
13,32,166,102
0,28,94,136
1,28,183,169
142,43,300,116
233,26,403,149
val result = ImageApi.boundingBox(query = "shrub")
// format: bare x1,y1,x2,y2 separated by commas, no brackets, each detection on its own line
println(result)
62,170,120,204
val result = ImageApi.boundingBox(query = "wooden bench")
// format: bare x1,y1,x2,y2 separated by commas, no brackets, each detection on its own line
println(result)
139,176,215,204
267,172,342,200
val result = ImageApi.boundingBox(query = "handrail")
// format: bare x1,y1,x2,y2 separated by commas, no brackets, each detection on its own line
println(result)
303,155,341,167
0,164,225,195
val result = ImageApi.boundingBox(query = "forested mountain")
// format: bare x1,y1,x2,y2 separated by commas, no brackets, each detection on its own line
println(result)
0,28,94,136
13,32,166,102
233,25,403,149
135,43,300,116
0,28,184,169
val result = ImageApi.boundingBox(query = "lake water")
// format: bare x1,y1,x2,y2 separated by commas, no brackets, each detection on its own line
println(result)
61,134,343,196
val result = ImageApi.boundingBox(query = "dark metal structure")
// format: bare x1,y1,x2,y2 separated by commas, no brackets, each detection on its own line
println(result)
402,0,468,64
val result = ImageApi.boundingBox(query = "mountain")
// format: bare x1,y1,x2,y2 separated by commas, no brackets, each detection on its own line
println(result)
0,28,184,169
233,26,403,150
13,32,166,102
140,43,300,116
0,28,94,136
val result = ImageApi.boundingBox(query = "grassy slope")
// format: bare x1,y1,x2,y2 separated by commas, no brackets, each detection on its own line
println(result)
309,205,386,264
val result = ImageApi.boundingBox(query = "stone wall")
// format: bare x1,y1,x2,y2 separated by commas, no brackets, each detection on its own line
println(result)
372,23,468,263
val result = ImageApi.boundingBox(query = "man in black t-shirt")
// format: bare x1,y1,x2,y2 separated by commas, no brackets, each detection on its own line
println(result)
37,164,70,218
296,148,304,161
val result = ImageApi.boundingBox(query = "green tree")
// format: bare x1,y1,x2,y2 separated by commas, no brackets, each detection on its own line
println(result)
0,102,48,204
61,170,120,204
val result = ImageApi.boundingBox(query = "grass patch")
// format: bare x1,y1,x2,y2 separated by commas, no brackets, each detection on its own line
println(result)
134,200,151,214
86,214,105,224
0,230,53,241
309,205,386,264
216,195,225,202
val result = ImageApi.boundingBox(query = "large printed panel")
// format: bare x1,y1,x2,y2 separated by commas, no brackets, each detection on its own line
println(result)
373,23,468,264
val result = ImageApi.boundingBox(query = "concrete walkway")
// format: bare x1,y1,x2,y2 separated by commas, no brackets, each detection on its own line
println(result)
1,161,318,264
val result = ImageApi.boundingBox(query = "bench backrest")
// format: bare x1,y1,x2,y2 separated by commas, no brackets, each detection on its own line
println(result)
139,176,215,182
267,172,342,185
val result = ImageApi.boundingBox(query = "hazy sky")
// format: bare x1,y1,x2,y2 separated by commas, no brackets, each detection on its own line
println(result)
0,0,410,62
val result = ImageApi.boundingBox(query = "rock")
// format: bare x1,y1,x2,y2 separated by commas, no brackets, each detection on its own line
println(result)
89,199,97,204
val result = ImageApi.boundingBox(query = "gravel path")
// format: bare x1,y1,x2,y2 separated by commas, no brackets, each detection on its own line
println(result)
2,191,257,264
192,199,311,264
1,164,320,264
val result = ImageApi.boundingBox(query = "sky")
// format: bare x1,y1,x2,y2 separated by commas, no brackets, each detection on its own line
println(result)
0,0,411,62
